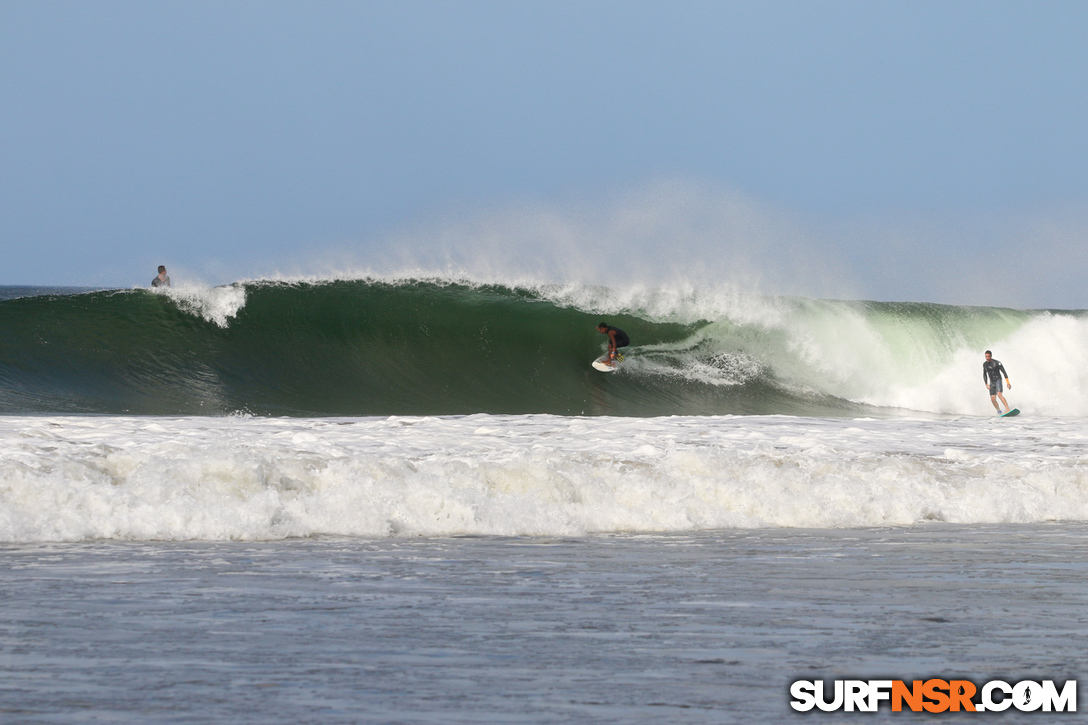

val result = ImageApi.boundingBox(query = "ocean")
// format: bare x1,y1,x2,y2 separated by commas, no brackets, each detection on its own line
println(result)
2,279,1086,722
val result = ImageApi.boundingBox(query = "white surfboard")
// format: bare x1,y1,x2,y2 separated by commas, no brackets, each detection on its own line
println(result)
592,353,619,372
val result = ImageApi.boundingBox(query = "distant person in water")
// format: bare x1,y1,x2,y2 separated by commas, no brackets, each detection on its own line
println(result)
597,322,630,364
983,350,1011,414
151,265,171,288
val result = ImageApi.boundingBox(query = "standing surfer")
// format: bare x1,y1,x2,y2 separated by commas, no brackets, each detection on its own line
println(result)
983,350,1011,414
597,322,630,365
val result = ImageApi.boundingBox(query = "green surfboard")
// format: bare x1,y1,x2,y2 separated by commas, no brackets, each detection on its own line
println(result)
999,408,1020,418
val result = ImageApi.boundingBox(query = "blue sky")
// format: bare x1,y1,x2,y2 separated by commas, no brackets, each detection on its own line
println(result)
2,1,1086,307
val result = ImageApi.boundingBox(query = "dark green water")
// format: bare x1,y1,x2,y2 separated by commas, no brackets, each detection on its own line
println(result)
0,280,1065,417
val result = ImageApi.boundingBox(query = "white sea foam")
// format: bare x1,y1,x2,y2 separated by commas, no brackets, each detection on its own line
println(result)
2,414,1087,542
772,308,1088,417
159,283,247,327
529,281,1088,416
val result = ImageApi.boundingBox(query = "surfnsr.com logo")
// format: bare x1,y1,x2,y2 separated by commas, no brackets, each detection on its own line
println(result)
790,679,1076,713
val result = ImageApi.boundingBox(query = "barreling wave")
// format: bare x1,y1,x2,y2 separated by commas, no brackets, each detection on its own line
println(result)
1,278,1086,417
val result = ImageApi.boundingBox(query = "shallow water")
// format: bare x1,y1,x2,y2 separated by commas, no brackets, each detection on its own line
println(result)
3,401,1085,721
2,525,1085,723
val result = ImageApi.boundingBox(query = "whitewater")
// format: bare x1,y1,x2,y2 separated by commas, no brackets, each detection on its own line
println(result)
3,279,1087,723
3,277,1088,543
3,413,1087,543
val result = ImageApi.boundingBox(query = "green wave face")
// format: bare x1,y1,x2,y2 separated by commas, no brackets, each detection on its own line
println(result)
0,280,1080,417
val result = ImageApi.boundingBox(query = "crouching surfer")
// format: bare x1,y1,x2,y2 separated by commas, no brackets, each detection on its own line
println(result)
597,322,630,366
983,350,1012,414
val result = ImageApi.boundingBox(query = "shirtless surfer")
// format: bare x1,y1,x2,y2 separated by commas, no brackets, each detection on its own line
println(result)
597,322,630,365
983,350,1011,414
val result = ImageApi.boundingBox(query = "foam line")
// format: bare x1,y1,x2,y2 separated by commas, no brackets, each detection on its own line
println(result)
2,414,1086,542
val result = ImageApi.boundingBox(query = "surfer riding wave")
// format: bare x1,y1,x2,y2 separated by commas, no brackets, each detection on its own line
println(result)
983,350,1012,414
597,322,630,364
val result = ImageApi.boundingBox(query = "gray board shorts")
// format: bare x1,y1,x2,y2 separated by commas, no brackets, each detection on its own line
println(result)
989,378,1003,395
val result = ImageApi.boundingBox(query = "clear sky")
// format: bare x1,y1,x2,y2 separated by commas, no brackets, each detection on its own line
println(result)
2,1,1086,307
